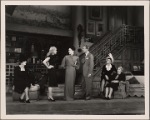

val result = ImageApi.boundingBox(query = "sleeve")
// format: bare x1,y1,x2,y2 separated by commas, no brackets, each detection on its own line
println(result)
54,56,59,69
28,70,35,85
13,67,18,86
101,65,106,79
43,57,50,68
113,73,118,80
75,57,80,70
112,65,117,74
61,56,66,69
88,54,94,75
120,73,126,81
114,65,117,72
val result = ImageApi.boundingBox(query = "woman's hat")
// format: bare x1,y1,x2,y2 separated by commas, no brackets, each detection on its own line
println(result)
19,54,27,63
70,46,76,51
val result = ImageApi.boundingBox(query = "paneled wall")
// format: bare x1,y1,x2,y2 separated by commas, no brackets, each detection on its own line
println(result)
115,45,144,72
85,6,107,38
127,6,144,27
108,6,127,31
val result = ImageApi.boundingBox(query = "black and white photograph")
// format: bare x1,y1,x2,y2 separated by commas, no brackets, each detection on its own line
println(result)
1,0,149,120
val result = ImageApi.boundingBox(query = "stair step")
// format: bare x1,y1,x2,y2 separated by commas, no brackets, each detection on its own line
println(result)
93,78,101,82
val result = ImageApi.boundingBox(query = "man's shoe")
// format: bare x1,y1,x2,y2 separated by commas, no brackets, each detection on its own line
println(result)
48,98,55,102
19,98,25,103
85,96,91,100
99,92,105,98
25,99,30,103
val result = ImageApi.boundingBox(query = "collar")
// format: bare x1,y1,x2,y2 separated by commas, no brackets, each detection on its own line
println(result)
106,64,112,71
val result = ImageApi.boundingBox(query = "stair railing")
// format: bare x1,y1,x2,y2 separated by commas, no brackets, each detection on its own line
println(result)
80,24,144,76
91,25,129,76
90,26,123,55
92,26,124,61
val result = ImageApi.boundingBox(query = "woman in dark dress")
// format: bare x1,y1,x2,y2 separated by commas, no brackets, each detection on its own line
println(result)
43,46,58,101
14,54,33,103
99,53,117,98
105,66,125,99
61,46,80,101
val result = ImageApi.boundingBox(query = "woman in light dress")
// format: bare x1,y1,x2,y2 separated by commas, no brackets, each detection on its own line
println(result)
61,46,80,101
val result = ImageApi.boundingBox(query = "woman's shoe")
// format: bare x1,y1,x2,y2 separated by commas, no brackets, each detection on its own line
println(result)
99,92,105,98
48,98,55,102
25,99,30,103
104,96,108,100
19,98,25,103
107,97,111,100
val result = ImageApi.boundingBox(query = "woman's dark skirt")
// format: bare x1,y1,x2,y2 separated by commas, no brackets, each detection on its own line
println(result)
106,83,119,91
48,68,58,87
14,82,30,94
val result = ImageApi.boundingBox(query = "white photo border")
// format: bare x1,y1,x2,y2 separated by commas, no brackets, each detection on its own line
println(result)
1,0,149,119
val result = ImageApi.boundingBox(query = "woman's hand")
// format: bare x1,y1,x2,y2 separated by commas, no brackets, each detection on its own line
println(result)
12,85,15,91
105,75,109,80
88,74,92,77
74,61,77,65
108,53,113,58
108,53,114,63
111,80,119,83
48,65,54,69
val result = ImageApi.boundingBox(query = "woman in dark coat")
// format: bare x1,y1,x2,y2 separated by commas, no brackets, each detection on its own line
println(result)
43,46,58,102
14,54,33,103
99,53,117,98
105,66,125,99
61,46,80,101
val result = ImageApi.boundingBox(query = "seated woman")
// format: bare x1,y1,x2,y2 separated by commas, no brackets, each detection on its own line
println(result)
105,66,126,100
99,53,117,98
13,54,34,103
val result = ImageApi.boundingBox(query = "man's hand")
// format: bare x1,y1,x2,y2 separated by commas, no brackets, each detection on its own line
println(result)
12,86,15,91
88,74,92,77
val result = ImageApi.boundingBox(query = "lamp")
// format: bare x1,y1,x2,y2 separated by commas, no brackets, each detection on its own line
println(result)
31,44,38,64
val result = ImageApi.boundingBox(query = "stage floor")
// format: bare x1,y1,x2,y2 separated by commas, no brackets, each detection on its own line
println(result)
6,95,145,115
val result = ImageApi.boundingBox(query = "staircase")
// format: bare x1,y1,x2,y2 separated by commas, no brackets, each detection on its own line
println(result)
87,24,144,77
77,25,144,96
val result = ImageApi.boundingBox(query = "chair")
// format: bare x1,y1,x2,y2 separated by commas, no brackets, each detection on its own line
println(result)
12,84,40,101
125,75,144,97
12,71,42,101
113,75,145,98
113,81,129,99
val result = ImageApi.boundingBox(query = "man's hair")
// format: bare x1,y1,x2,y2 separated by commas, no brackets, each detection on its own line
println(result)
83,45,89,50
